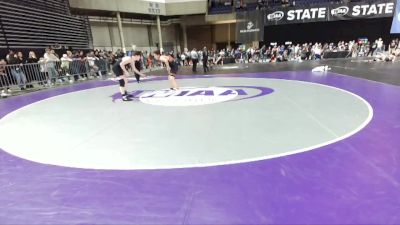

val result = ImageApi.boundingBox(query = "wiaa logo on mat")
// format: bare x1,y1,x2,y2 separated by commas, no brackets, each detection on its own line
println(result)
111,86,274,106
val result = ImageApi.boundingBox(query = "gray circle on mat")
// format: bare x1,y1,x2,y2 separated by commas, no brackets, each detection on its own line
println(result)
0,78,372,170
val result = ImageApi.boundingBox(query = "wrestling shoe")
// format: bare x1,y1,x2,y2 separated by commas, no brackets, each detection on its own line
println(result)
124,91,133,98
122,95,132,101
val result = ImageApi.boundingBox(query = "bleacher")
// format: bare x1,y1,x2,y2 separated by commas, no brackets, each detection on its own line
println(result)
4,0,71,16
0,0,91,50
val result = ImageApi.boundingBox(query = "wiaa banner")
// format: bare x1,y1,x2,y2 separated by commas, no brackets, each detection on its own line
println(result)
391,0,400,33
236,11,264,43
265,0,396,25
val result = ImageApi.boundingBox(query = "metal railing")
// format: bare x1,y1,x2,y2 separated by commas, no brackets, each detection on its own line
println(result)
0,58,111,97
0,58,167,98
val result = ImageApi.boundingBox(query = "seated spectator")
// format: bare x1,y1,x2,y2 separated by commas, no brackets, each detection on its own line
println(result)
389,40,397,55
270,46,278,62
214,49,225,65
281,50,289,61
234,48,242,63
314,45,322,60
393,47,400,62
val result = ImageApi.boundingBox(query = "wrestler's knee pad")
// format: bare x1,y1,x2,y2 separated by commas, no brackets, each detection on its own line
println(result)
119,79,125,87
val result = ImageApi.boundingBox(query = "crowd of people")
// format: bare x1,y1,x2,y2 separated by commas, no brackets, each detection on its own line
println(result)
0,46,227,98
1,46,203,98
170,38,400,69
209,0,342,13
1,38,399,98
187,38,400,64
0,49,108,97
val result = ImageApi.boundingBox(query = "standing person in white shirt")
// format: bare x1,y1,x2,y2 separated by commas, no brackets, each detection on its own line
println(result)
86,51,99,78
377,38,384,54
314,45,322,60
180,53,186,66
215,49,225,65
184,48,190,66
61,54,73,82
190,48,198,72
44,48,60,85
346,41,354,58
294,44,300,59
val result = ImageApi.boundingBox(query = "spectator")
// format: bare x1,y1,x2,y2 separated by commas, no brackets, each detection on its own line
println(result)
8,51,27,90
61,53,73,82
351,42,359,58
97,51,109,77
377,38,384,54
389,40,397,55
202,47,209,73
215,49,225,65
0,59,11,97
44,48,60,85
26,51,40,88
70,51,82,81
86,51,99,78
393,46,400,62
147,52,154,69
367,40,377,56
180,52,186,66
184,48,190,66
6,50,13,62
143,51,148,69
190,48,199,72
314,45,322,60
